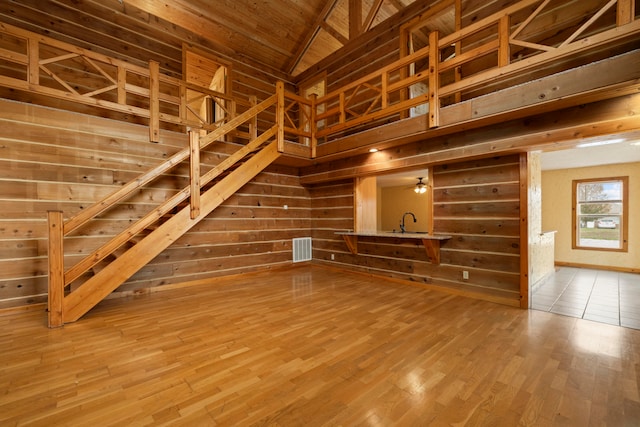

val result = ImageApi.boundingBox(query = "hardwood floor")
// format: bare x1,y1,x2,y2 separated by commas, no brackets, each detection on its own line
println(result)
2,265,640,426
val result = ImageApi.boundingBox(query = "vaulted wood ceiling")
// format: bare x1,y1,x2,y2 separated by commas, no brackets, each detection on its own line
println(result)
122,0,417,76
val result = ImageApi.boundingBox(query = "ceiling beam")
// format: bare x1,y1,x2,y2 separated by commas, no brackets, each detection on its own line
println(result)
349,0,363,39
363,0,385,32
320,21,350,45
387,0,406,11
286,0,341,75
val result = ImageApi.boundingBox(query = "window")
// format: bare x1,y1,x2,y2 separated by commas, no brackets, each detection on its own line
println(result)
183,46,231,131
572,177,628,251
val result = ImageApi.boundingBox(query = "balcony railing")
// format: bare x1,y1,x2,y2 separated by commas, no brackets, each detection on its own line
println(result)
313,0,639,143
0,0,638,151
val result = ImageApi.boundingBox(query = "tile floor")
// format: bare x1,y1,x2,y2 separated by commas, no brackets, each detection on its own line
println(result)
531,267,640,330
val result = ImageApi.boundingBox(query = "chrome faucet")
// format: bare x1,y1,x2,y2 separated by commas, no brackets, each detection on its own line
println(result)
400,212,416,233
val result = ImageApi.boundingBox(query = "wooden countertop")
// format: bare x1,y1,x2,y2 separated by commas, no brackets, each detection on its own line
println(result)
336,231,451,240
335,231,451,264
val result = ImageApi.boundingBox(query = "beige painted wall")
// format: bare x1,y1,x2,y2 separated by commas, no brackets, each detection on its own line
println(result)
542,162,640,270
379,185,430,232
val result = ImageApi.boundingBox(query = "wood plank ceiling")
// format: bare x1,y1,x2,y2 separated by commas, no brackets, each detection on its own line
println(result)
121,0,418,76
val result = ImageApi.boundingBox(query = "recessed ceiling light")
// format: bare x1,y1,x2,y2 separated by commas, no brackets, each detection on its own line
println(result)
369,148,379,153
576,138,625,148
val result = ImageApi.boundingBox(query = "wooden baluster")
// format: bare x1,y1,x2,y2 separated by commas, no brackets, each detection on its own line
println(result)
189,130,201,219
276,81,285,152
428,31,440,129
47,210,64,328
149,60,160,143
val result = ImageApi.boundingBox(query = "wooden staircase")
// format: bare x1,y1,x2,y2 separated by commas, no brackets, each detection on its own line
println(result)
47,86,290,327
40,0,640,326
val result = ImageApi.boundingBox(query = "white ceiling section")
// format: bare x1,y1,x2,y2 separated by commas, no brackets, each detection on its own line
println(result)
378,135,640,185
541,136,640,171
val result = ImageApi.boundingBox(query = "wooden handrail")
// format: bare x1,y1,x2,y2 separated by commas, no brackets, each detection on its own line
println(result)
49,83,284,325
64,94,278,236
63,125,277,286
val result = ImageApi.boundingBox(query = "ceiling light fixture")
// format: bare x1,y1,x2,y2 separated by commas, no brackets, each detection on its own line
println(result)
369,148,379,153
414,177,427,194
576,138,625,148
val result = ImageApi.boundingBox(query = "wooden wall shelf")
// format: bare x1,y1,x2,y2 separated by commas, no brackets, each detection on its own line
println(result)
336,232,451,265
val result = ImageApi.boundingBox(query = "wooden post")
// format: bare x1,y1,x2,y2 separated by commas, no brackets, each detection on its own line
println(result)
349,0,363,39
381,71,388,109
189,130,201,219
617,0,634,25
427,168,434,234
117,65,126,105
149,60,160,143
275,81,285,153
519,153,530,309
498,15,511,67
310,93,317,158
179,83,187,126
428,31,440,129
27,36,39,86
399,24,410,119
249,95,258,141
454,0,462,103
47,211,65,328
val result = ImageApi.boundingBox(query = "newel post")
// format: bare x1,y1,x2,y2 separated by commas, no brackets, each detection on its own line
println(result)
47,211,64,328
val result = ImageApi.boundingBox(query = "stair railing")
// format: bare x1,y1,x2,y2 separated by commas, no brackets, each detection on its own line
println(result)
47,82,303,327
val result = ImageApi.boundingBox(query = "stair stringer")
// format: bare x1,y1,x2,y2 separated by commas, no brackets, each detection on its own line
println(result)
62,141,281,323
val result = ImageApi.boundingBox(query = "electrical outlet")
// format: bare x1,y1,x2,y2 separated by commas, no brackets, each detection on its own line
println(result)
462,270,469,280
331,253,335,260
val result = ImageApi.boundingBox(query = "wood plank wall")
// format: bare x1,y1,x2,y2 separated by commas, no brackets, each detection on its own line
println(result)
311,155,522,306
0,98,311,309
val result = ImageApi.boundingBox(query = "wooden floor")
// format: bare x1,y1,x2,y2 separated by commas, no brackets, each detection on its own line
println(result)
2,266,640,426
